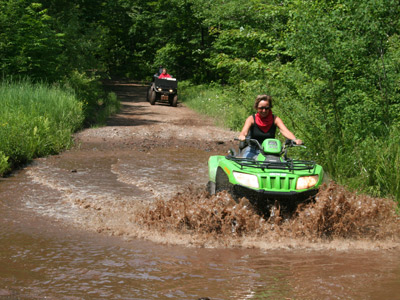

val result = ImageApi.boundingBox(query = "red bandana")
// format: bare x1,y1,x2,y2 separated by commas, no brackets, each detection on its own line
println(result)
255,110,273,133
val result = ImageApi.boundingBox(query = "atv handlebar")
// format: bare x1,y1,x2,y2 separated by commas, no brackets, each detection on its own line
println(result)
235,138,263,151
284,139,305,148
235,138,305,150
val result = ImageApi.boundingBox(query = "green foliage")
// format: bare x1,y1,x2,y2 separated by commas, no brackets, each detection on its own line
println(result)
0,152,9,175
61,71,120,126
199,0,290,84
153,43,185,78
132,0,210,80
0,75,117,175
0,1,65,81
265,0,400,202
0,79,84,175
347,127,400,201
0,0,121,81
180,81,266,131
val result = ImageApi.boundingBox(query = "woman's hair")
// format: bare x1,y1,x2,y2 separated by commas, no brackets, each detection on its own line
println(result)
253,95,273,110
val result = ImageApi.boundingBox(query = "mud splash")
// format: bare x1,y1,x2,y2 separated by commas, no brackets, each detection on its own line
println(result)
136,182,400,250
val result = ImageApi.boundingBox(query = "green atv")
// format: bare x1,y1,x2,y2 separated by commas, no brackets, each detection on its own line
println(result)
207,138,324,212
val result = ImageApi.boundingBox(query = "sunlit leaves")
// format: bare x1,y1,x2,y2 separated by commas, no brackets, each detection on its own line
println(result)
0,1,65,80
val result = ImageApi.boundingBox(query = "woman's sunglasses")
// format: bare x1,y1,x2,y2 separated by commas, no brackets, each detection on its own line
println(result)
257,106,270,111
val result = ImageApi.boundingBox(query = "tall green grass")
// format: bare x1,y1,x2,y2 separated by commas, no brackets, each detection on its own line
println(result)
180,83,400,204
0,80,84,175
346,127,400,201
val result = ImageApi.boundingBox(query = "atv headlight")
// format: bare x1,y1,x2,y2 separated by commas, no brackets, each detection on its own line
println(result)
233,172,259,189
296,175,319,190
157,88,162,91
169,89,173,93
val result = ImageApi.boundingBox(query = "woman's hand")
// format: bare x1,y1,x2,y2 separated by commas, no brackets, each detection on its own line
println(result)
238,115,254,141
238,134,246,141
294,139,303,145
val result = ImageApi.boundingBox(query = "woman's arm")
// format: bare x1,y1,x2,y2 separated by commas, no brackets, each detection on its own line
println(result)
275,117,303,145
238,115,254,140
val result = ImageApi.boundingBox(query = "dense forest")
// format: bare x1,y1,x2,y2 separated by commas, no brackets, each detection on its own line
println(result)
1,0,400,202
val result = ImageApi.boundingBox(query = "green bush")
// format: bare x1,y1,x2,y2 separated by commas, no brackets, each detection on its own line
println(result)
345,127,400,200
0,152,9,175
0,79,83,175
62,71,120,126
179,80,265,131
0,73,120,176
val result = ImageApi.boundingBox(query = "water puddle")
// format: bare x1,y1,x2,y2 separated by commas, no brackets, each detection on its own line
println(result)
1,138,400,299
15,144,400,250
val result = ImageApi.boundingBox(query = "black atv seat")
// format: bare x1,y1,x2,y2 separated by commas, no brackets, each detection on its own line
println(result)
154,77,177,89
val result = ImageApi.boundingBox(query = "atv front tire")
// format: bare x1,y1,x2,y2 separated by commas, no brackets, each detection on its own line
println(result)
215,167,240,202
207,181,216,195
146,86,150,102
172,94,178,107
215,168,232,193
149,90,156,105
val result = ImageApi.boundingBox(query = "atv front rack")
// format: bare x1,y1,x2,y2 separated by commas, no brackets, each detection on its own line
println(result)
226,156,316,172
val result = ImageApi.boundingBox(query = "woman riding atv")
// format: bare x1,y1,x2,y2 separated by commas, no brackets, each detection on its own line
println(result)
158,68,171,79
238,95,303,158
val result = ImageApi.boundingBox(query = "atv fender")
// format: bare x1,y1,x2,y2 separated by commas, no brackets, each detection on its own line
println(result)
208,155,225,182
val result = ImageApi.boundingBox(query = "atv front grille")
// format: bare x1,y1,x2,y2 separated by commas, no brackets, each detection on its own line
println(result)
261,174,296,190
226,156,316,172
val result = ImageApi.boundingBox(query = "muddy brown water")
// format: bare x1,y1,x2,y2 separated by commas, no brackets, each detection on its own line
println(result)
1,81,400,299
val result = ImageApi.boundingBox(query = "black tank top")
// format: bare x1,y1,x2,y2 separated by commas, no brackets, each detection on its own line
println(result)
249,114,276,144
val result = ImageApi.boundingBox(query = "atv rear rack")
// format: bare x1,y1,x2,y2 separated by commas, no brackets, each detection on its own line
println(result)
226,156,316,172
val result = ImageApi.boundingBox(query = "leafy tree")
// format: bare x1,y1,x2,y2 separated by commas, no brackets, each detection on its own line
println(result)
271,0,400,184
193,0,290,84
125,0,209,80
0,1,65,81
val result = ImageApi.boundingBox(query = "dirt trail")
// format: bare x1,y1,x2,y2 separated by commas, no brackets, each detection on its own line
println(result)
77,81,237,151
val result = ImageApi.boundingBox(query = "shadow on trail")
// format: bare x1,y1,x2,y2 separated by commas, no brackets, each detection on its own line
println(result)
103,80,164,127
106,105,162,127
